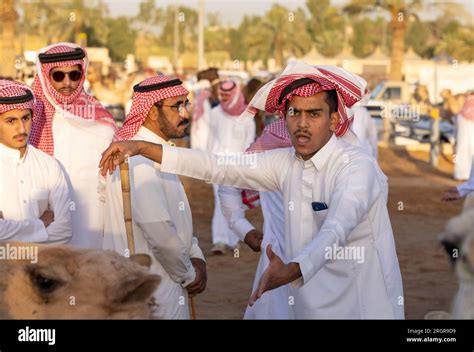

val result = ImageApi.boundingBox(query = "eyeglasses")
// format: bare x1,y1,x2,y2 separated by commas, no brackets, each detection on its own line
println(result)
155,100,191,116
50,70,82,83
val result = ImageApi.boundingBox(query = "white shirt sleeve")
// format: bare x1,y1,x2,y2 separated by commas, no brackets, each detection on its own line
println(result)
0,217,48,242
158,145,282,192
137,220,196,287
130,158,196,287
457,176,474,197
218,185,255,241
189,236,205,261
291,156,382,286
43,160,73,244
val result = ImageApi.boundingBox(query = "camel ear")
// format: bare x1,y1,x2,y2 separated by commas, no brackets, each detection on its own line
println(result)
130,254,152,269
110,274,160,304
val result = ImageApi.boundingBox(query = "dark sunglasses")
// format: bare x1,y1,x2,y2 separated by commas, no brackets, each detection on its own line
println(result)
50,70,82,83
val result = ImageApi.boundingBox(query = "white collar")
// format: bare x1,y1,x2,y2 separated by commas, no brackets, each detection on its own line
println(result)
0,143,29,163
135,126,176,146
294,134,338,171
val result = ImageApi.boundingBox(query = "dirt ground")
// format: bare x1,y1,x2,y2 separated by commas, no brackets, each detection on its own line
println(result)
180,144,465,319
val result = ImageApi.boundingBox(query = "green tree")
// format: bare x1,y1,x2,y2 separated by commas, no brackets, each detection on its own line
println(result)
345,0,427,81
306,0,345,57
244,5,311,68
106,17,137,62
350,17,384,58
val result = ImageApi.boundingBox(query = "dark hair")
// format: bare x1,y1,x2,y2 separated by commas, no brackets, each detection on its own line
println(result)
283,88,338,114
324,90,338,114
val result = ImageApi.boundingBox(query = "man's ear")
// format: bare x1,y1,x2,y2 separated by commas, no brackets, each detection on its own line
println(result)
329,111,340,132
146,105,159,122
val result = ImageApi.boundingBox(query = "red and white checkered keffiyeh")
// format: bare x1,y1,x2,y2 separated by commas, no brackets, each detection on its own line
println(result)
0,80,36,115
29,42,116,155
243,61,370,137
115,75,189,141
241,118,292,208
218,80,246,117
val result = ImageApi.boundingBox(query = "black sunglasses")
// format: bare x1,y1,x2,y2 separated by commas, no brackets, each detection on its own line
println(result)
51,70,82,83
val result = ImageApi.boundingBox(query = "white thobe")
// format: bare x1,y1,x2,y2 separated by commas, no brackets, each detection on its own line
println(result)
190,98,212,151
158,132,405,319
219,186,289,319
52,109,115,248
454,115,474,180
103,126,205,319
207,105,256,246
352,105,378,159
0,143,72,243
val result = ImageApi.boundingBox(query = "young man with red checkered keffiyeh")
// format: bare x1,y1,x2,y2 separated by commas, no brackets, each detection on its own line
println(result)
100,61,404,319
103,75,206,319
30,43,117,249
0,80,72,243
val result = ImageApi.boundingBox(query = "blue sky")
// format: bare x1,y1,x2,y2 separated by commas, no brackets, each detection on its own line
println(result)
104,0,474,26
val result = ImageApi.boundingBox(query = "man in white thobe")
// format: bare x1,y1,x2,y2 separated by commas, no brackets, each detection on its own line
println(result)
104,75,206,319
454,92,474,180
30,43,117,248
219,118,291,319
351,103,378,159
0,80,72,243
190,68,220,151
99,62,404,319
207,80,255,254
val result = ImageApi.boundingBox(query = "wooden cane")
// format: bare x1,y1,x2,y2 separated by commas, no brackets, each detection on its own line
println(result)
190,295,197,320
120,160,135,255
121,159,196,318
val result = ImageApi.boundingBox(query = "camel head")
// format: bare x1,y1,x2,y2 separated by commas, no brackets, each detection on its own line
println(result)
0,242,160,319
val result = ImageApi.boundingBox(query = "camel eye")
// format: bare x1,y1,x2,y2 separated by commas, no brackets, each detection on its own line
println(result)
27,267,62,295
34,274,58,293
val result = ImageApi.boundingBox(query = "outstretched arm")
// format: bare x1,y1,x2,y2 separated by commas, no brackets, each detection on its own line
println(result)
100,141,283,193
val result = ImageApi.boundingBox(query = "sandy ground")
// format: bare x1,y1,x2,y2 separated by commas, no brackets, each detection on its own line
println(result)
180,144,465,319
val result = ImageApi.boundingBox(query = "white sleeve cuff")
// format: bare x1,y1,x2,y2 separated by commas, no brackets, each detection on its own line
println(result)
23,219,49,243
233,219,255,241
290,254,314,288
189,237,206,262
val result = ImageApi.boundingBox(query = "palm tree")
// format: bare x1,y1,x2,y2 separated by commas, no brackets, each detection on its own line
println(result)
345,0,423,81
244,5,311,68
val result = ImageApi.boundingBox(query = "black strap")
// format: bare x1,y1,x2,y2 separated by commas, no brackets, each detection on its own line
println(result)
38,47,85,64
278,77,316,106
133,79,183,93
0,90,34,104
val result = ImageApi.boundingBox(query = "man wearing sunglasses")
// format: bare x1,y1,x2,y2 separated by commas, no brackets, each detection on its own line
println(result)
30,43,117,249
104,75,206,319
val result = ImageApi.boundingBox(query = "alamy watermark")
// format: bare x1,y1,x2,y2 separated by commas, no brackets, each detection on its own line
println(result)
324,243,365,264
216,152,258,169
0,243,38,264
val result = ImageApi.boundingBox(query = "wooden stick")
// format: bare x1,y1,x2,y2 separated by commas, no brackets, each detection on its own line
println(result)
190,295,197,320
120,161,135,255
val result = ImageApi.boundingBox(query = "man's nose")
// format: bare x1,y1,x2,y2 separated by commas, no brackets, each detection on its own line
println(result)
181,107,191,119
18,120,27,134
63,74,71,85
296,113,309,129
